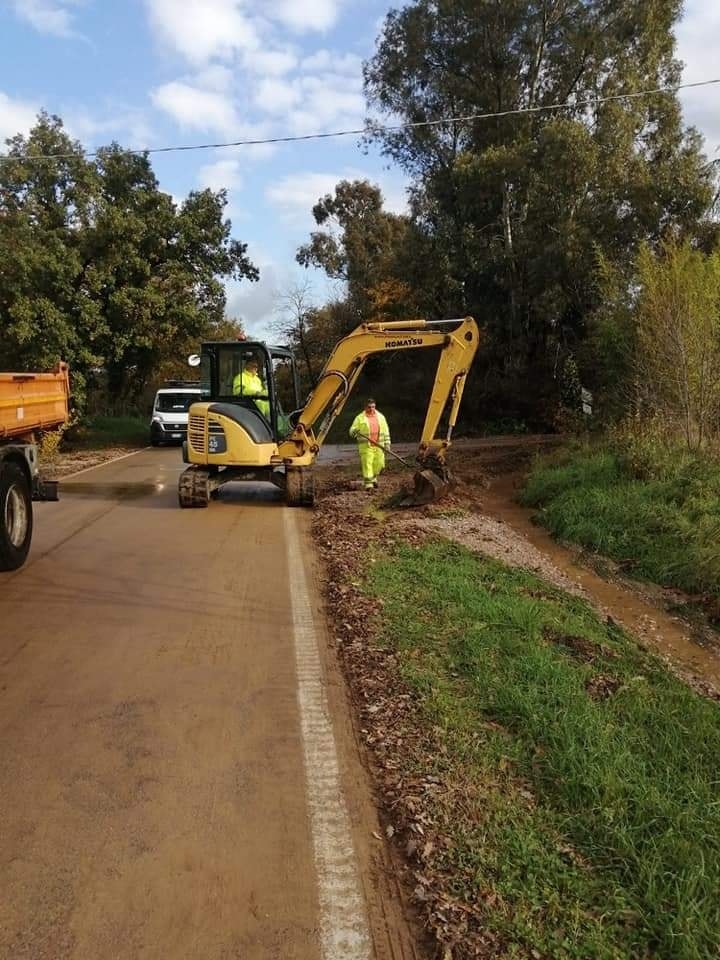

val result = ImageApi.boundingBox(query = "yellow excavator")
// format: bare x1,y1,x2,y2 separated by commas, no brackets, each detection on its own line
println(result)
178,316,480,508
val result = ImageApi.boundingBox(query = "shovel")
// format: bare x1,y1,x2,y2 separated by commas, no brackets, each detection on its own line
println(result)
354,433,456,506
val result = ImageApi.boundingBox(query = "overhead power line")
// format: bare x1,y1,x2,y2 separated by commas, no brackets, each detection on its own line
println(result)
0,77,718,164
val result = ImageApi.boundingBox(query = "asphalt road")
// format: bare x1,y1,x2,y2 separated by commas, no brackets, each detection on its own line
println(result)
0,449,413,960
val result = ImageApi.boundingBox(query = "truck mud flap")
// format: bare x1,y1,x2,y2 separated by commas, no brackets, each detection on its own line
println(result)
33,479,60,502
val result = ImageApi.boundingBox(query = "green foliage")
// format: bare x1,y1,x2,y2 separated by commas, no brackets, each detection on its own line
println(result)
522,442,720,596
363,0,715,406
0,113,258,411
580,253,638,421
633,241,720,448
368,539,720,958
66,415,148,449
296,178,419,326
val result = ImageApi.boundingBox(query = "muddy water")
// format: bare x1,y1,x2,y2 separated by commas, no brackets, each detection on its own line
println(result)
481,472,720,688
60,481,162,499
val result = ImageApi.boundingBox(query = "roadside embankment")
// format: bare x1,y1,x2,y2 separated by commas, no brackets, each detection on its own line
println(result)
313,448,720,959
521,442,720,624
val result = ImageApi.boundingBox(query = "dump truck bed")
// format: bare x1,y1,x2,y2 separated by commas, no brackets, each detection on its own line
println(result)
0,363,70,441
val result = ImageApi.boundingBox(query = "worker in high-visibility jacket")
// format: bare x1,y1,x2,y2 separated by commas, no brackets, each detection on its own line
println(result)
349,399,391,491
233,358,270,419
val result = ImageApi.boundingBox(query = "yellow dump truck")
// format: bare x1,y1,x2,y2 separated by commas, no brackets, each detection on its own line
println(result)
0,363,70,570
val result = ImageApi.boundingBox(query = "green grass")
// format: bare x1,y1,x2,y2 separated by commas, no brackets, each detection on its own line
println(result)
521,448,720,598
67,415,148,449
366,539,720,959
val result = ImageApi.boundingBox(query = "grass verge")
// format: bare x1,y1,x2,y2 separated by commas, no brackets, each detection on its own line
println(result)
67,415,148,449
520,447,720,599
365,537,720,959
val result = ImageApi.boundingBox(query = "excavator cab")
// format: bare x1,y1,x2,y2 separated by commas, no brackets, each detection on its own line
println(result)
194,341,300,442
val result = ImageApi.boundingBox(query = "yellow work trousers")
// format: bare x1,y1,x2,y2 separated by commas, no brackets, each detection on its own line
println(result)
358,445,385,488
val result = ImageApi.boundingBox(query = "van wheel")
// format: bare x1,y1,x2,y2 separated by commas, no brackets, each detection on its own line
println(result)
0,461,33,571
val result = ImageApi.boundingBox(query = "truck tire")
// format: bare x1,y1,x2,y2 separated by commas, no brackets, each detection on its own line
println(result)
0,461,33,571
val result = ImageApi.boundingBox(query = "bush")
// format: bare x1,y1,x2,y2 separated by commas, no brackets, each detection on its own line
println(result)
522,434,720,598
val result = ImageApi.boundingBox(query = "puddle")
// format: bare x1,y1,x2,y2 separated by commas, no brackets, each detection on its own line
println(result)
59,482,165,500
481,472,720,688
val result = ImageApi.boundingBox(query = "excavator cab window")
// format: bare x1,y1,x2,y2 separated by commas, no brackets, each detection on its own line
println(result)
271,357,296,438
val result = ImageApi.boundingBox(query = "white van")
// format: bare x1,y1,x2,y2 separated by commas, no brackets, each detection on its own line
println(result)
150,383,202,446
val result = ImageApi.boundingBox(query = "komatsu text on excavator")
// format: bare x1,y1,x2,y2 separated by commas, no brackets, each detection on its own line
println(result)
178,316,479,508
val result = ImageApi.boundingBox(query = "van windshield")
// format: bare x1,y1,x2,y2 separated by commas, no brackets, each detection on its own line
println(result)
156,393,199,413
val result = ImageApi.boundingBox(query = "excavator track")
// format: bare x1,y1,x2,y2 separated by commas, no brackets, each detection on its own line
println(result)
178,467,211,508
285,466,315,507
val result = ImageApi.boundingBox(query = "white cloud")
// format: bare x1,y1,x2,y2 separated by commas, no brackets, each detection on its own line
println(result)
377,172,410,216
243,47,298,77
198,155,243,192
284,71,364,135
151,81,238,135
64,105,156,150
254,77,302,114
265,168,408,225
145,0,345,69
0,91,39,144
301,50,361,74
266,171,345,223
225,259,281,338
144,0,258,64
10,0,82,37
266,0,343,33
192,64,235,93
676,0,720,154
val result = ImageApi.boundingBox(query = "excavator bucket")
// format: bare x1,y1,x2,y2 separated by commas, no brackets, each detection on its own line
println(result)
399,460,457,507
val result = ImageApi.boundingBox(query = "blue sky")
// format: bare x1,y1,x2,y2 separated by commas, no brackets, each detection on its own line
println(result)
1,0,718,338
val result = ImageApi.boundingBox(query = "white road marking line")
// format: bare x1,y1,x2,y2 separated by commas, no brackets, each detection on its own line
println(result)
284,510,372,959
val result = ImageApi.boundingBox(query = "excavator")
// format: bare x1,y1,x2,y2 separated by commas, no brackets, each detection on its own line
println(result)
178,316,480,508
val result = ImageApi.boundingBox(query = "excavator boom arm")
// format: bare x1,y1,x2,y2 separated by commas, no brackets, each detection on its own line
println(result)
277,316,480,463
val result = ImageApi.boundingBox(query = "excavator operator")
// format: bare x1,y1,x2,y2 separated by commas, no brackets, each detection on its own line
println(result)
232,357,270,419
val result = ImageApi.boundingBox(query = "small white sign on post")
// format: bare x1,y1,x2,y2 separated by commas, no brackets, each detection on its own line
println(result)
581,388,593,416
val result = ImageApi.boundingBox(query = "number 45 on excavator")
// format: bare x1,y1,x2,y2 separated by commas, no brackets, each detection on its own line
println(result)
178,316,479,508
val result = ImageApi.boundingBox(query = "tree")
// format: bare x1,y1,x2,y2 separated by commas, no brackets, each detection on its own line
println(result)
273,280,321,388
296,179,418,323
0,114,100,404
149,316,246,390
365,0,715,382
0,114,258,410
633,240,720,449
